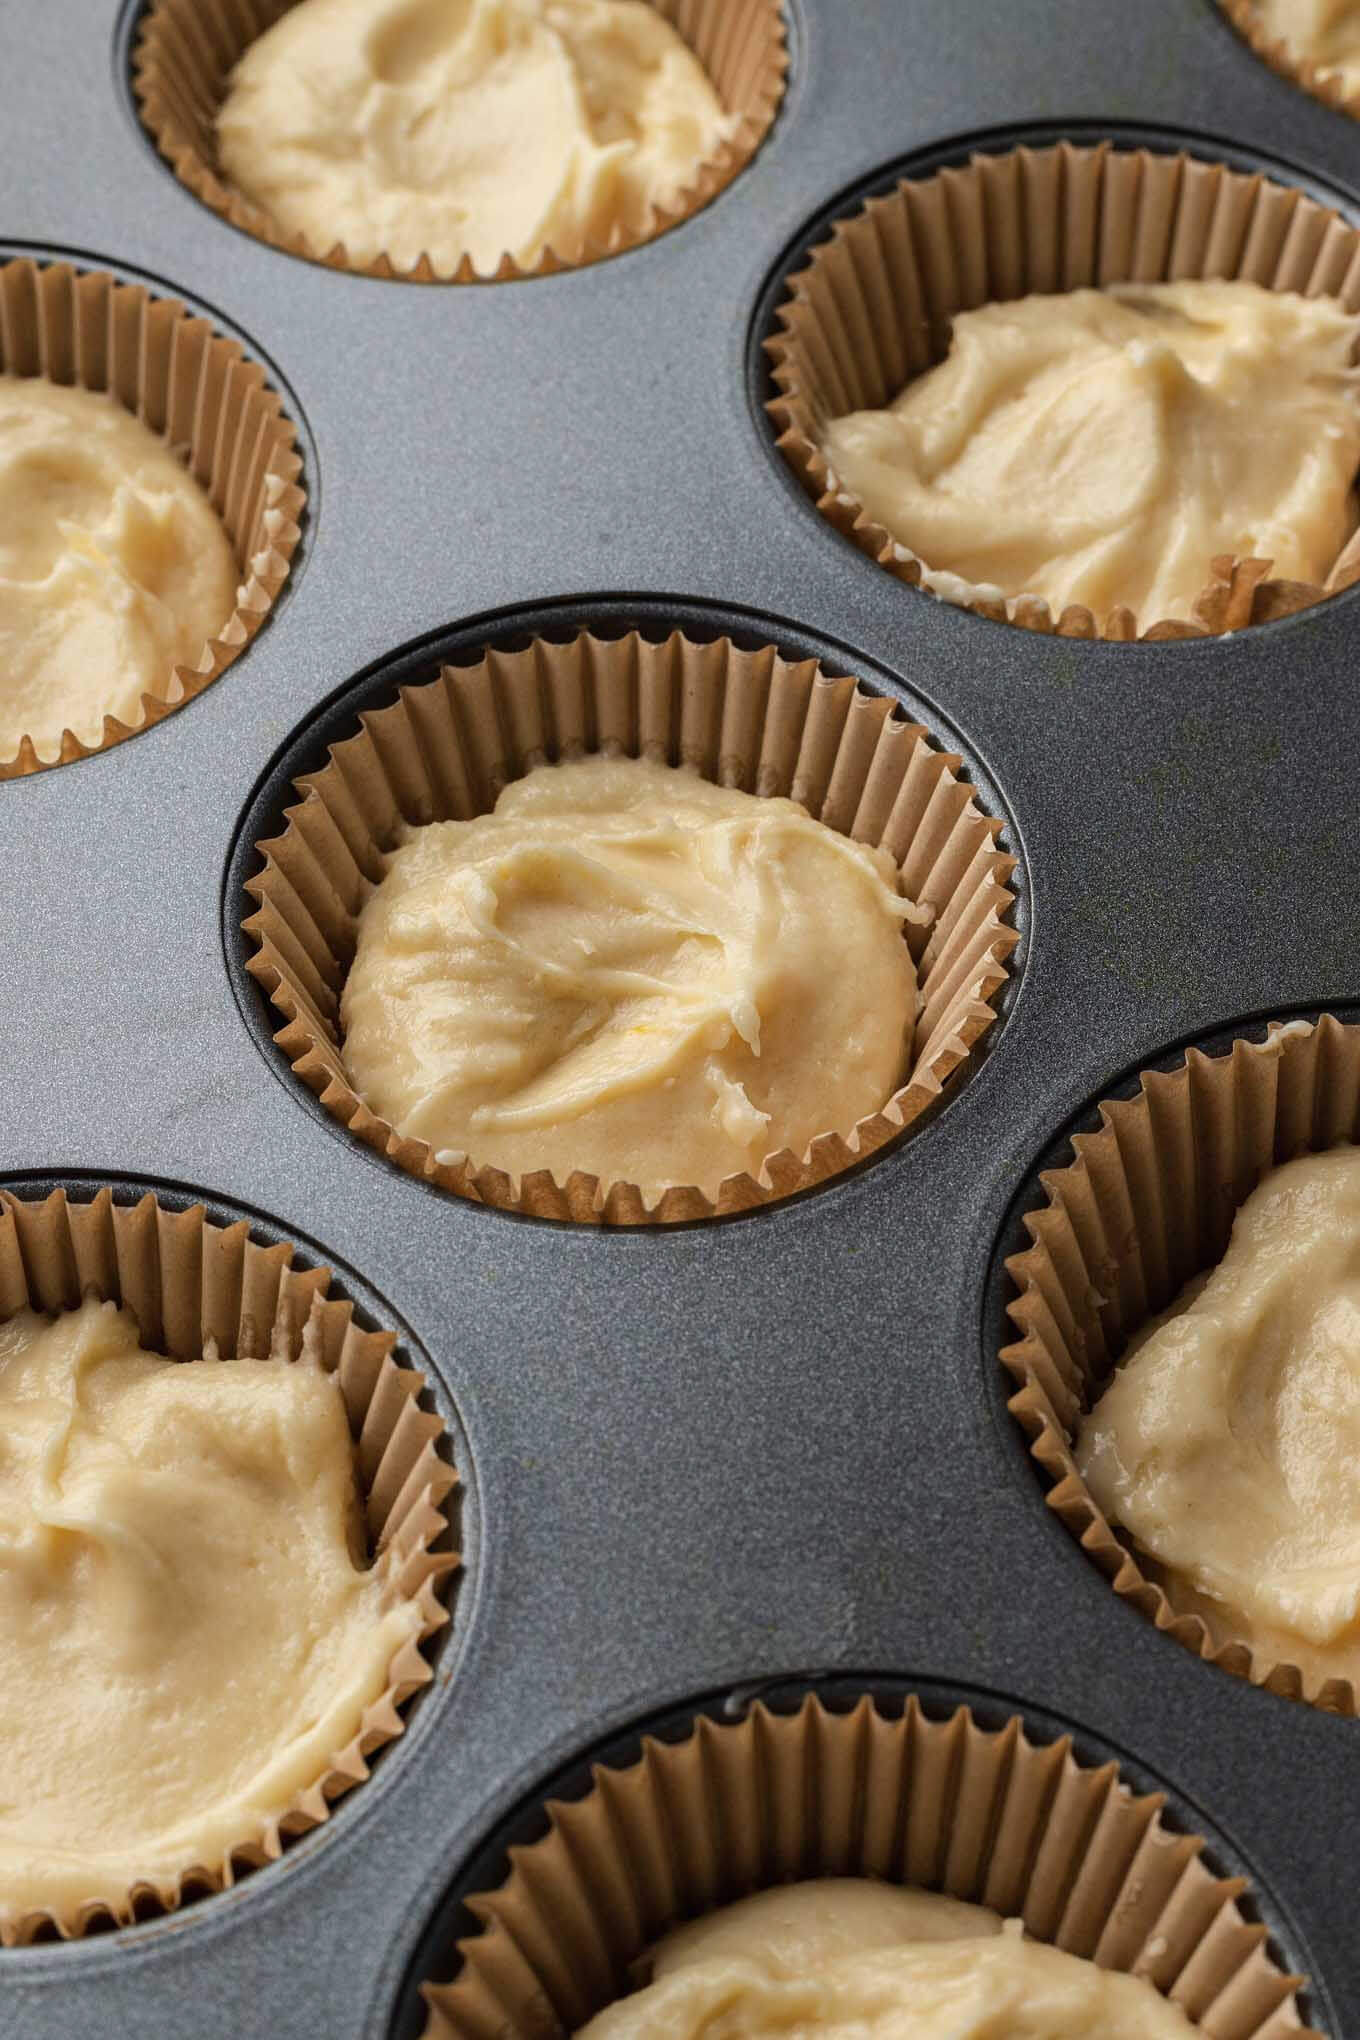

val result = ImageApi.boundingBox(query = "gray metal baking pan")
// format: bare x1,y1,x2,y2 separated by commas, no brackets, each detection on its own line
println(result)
3,0,1359,2033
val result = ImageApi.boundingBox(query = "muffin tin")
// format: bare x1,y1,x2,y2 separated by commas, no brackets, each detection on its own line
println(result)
4,0,1359,2031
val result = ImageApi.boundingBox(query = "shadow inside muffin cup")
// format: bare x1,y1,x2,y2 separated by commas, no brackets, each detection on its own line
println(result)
0,1183,459,1943
406,1681,1319,2038
0,256,304,777
764,136,1360,641
241,626,1019,1225
1003,1014,1360,1716
132,0,788,281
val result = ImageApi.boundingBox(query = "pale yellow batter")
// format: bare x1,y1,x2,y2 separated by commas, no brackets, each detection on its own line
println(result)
576,1879,1197,2037
0,377,238,762
0,1298,417,1922
216,0,735,272
822,280,1360,624
1255,0,1360,91
1078,1148,1360,1691
341,756,921,1200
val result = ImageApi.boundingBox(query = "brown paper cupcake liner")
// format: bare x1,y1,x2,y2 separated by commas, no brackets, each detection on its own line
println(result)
0,257,304,777
766,140,1360,641
133,0,787,282
0,1184,459,1943
242,627,1019,1224
418,1688,1316,2037
1002,1015,1360,1716
1218,2,1360,125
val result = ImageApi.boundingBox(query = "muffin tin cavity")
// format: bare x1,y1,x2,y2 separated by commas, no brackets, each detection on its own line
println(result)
0,1172,473,1942
225,599,1025,1225
753,122,1360,643
127,0,788,281
390,1674,1327,2039
991,1010,1360,1715
0,249,308,776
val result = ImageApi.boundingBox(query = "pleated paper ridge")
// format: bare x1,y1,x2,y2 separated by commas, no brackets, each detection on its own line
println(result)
419,1690,1315,2038
242,628,1019,1224
0,1185,459,1942
133,0,787,282
1218,0,1360,124
0,257,304,776
765,141,1360,640
1002,1016,1360,1715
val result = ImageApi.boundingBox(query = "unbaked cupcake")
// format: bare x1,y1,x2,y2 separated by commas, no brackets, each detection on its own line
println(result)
574,1879,1204,2035
767,142,1360,640
0,258,303,777
136,0,788,279
244,629,1019,1223
340,753,923,1204
0,1186,455,1941
1075,1144,1360,1703
0,377,238,762
1004,1014,1360,1713
1252,0,1360,86
415,1689,1318,2037
819,280,1360,627
1221,0,1360,118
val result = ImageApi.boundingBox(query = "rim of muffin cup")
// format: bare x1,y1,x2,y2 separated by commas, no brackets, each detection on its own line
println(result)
241,624,1020,1227
132,0,789,283
764,136,1360,642
0,255,304,778
1003,1013,1360,1719
411,1681,1319,2038
1217,1,1360,125
0,1182,459,1944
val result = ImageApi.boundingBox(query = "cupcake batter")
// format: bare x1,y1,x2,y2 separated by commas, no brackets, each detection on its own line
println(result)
822,280,1360,623
0,376,238,761
216,0,736,272
1255,0,1360,91
1078,1147,1360,1691
576,1878,1197,2036
341,755,921,1200
0,1298,417,1922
